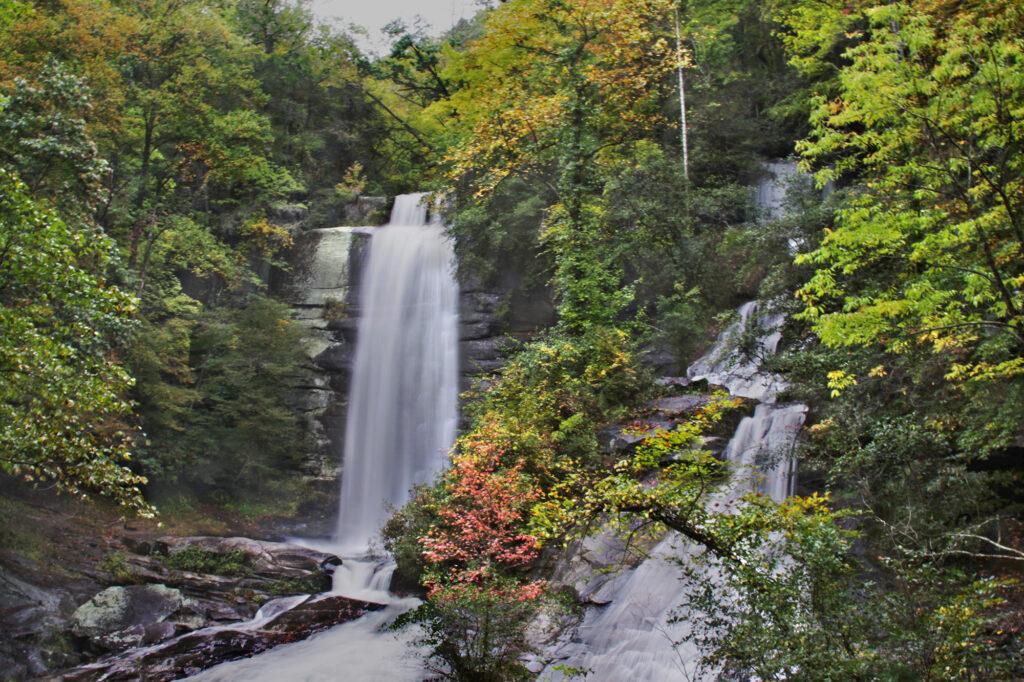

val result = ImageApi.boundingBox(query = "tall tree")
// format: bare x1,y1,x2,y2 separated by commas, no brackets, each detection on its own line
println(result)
0,169,147,513
793,1,1024,442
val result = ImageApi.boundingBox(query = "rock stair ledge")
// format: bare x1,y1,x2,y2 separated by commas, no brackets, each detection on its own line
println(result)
56,535,350,679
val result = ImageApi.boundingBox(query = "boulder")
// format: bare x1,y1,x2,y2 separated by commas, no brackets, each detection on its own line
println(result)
267,203,308,225
644,394,712,418
71,585,196,653
343,196,388,225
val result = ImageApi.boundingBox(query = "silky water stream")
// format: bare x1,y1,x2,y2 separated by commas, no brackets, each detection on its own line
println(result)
189,193,458,681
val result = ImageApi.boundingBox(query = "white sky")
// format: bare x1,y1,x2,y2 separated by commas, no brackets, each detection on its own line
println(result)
308,0,481,53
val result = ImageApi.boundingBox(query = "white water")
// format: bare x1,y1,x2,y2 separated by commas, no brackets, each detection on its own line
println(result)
686,300,787,403
189,559,425,682
335,193,460,553
755,160,801,222
189,193,458,682
540,162,809,681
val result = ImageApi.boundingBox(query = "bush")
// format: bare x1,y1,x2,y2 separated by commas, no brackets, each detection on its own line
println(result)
99,551,139,584
163,546,251,576
397,580,543,682
382,485,444,592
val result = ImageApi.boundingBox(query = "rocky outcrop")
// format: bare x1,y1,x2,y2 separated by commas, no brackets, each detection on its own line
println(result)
270,224,375,533
41,535,346,679
343,196,388,226
113,536,341,625
70,584,197,654
0,563,89,678
457,278,556,386
595,390,741,459
153,536,341,579
61,594,382,682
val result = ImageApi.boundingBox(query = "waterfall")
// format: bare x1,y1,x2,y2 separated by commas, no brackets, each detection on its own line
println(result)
539,161,810,681
335,193,459,553
187,193,457,682
755,159,800,222
686,300,787,403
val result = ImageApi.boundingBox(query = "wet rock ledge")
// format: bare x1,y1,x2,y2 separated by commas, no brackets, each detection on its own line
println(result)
55,536,377,681
61,593,381,682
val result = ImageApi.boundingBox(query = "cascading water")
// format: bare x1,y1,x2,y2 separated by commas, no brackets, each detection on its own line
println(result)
686,300,787,403
188,193,458,681
539,310,808,681
335,192,459,553
540,161,810,681
755,159,801,222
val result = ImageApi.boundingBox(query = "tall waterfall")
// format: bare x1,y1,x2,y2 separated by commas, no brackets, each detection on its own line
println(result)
335,193,459,552
188,194,457,682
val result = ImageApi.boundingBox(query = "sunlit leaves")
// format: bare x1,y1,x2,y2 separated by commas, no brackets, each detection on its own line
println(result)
790,2,1024,399
435,0,677,195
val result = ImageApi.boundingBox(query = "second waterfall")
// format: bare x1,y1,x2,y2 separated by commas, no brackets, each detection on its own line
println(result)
335,192,459,553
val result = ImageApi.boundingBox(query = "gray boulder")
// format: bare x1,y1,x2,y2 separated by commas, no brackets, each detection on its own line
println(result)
71,584,195,653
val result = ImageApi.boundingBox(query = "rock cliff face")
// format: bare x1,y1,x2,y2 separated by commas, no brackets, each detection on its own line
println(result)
458,273,556,387
278,226,373,479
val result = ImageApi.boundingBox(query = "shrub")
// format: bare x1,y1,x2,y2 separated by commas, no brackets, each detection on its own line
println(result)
397,580,544,682
163,546,251,576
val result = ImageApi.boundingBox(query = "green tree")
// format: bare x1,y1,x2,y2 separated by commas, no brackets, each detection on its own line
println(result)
794,3,1024,403
0,168,147,513
0,58,109,216
140,296,308,494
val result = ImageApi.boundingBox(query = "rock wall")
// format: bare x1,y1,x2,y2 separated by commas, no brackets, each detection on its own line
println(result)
271,224,373,532
459,274,556,387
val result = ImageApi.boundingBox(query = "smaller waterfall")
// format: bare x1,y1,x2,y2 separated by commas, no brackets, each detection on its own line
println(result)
686,300,787,403
724,403,806,503
755,159,801,222
540,304,807,681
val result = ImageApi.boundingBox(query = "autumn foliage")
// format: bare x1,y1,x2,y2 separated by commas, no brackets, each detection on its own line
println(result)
421,419,546,600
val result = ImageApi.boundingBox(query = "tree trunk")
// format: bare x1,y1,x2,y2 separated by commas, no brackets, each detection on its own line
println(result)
675,8,690,181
